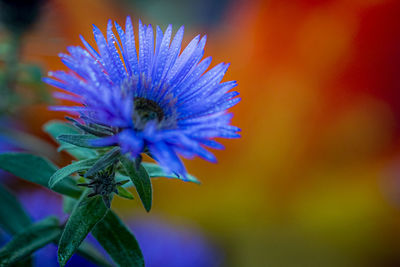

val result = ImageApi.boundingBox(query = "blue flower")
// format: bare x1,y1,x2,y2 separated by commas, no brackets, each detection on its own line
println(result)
44,17,240,176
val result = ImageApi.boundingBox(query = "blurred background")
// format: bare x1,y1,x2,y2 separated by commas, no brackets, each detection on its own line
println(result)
1,0,400,266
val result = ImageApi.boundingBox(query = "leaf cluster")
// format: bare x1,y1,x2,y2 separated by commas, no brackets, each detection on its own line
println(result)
0,120,199,266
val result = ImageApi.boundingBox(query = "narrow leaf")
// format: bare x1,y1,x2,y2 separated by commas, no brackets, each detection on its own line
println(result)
85,147,121,177
116,186,134,200
115,174,134,187
121,157,152,212
142,162,200,184
58,191,108,267
49,158,98,189
57,143,76,152
0,153,81,198
0,217,60,266
0,184,31,235
43,120,80,136
92,211,144,267
116,163,200,187
57,134,100,148
66,117,112,137
43,120,97,160
62,196,78,214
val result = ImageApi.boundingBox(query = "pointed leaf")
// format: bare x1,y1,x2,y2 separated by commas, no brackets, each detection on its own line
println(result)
0,184,31,235
49,158,98,189
116,163,200,187
92,211,144,267
116,186,134,200
66,117,112,137
57,134,100,148
58,191,108,267
115,174,134,187
57,143,76,152
121,157,152,212
57,143,97,160
142,162,200,184
62,195,78,214
43,120,79,136
0,217,60,266
43,120,97,160
102,194,114,209
0,153,81,198
85,147,121,177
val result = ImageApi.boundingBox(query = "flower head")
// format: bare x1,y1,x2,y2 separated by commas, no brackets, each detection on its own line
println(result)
44,17,240,177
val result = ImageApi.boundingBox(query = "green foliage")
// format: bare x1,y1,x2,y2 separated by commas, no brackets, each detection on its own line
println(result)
58,191,108,267
43,121,97,159
84,147,121,178
43,120,80,136
116,186,135,199
0,153,81,198
0,184,31,235
0,120,204,266
49,157,99,189
0,186,112,266
0,185,34,266
116,162,200,188
57,134,100,149
0,217,61,266
121,156,153,212
62,195,78,214
92,211,144,267
142,162,200,184
66,117,112,137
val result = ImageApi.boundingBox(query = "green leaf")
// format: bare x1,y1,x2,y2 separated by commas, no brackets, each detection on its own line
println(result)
116,186,134,200
115,174,134,187
57,134,100,148
142,162,200,184
49,158,98,189
62,196,78,214
121,157,152,212
57,143,81,153
0,126,57,160
76,241,113,267
116,162,200,187
92,211,144,267
66,117,112,137
43,120,80,136
0,153,82,198
59,145,98,160
0,217,60,266
0,184,31,235
43,120,97,160
85,147,121,178
58,191,108,267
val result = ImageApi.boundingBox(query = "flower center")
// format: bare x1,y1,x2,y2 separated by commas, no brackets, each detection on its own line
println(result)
133,97,164,123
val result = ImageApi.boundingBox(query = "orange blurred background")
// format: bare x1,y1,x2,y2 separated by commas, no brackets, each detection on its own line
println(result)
8,0,400,265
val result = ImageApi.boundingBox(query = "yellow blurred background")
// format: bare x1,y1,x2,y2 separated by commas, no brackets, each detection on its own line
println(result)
4,0,400,266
